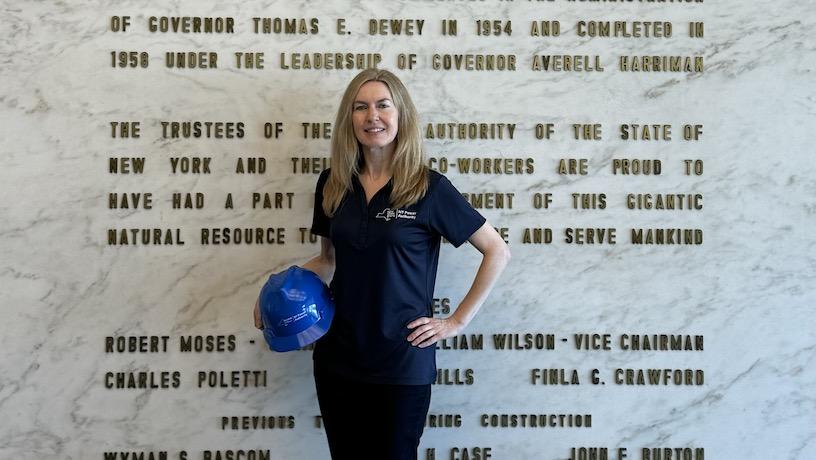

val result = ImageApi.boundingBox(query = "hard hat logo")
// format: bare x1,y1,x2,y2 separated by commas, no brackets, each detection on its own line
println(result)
278,307,309,328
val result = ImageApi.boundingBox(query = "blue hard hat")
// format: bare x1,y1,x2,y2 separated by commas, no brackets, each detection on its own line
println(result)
259,265,334,352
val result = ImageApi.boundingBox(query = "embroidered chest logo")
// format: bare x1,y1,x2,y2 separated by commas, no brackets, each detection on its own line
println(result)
375,208,417,221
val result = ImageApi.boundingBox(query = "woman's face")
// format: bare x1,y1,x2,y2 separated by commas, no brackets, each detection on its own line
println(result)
351,81,399,152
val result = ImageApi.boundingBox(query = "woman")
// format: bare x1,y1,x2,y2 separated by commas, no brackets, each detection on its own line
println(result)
255,68,510,459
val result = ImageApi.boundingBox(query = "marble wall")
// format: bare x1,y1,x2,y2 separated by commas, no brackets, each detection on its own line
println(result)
1,0,814,459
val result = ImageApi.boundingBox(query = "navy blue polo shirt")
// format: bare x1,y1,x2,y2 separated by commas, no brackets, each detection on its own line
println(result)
310,167,486,385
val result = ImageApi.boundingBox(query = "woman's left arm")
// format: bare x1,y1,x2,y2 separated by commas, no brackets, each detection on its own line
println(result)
407,221,511,348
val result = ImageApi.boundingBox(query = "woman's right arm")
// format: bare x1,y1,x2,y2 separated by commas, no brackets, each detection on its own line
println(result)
253,236,336,329
300,236,336,285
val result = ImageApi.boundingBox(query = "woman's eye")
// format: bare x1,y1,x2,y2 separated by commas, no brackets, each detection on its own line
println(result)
378,103,390,109
353,105,366,111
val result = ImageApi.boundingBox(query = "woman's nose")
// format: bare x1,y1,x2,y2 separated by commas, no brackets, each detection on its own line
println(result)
367,107,379,121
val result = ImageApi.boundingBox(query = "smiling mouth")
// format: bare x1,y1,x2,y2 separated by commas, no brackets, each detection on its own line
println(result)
365,127,385,133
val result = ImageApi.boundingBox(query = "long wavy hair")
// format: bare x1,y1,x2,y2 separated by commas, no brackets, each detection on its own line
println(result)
321,69,429,217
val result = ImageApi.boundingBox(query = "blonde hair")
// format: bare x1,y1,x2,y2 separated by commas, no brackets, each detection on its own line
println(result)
322,69,428,217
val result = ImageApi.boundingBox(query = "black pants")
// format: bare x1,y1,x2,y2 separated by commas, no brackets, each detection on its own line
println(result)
314,368,432,460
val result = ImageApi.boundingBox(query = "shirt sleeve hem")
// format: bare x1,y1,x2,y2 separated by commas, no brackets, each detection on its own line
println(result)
448,214,487,248
309,227,330,238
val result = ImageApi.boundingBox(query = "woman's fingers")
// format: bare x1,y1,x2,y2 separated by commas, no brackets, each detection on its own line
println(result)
254,297,263,329
407,319,435,342
415,331,440,348
406,316,431,330
411,326,438,346
407,317,463,347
